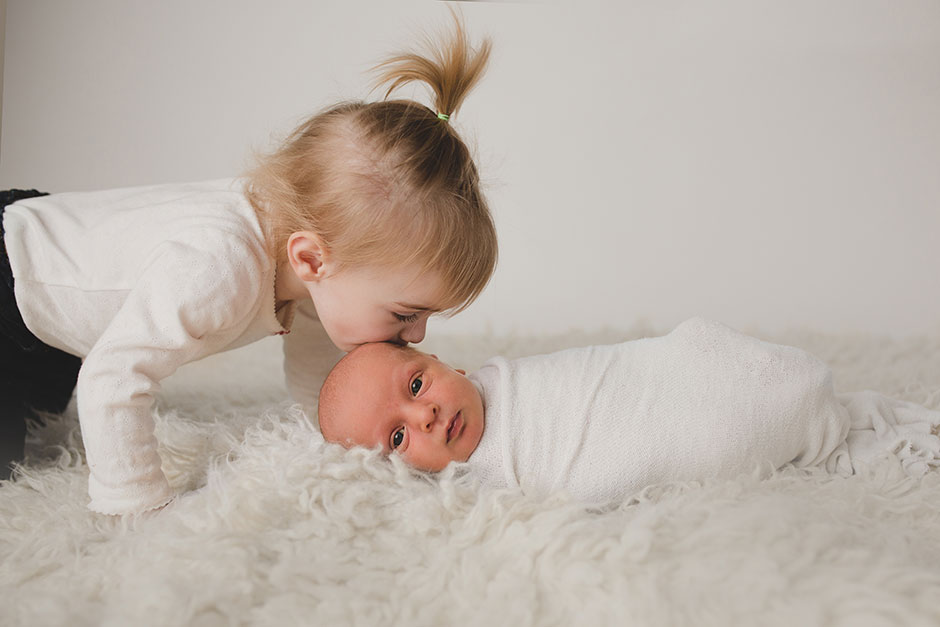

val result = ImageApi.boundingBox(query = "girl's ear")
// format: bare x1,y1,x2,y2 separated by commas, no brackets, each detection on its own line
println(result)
286,231,333,282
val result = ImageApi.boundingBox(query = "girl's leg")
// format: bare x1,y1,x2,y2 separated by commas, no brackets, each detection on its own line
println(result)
0,320,81,479
1,188,80,479
0,330,32,479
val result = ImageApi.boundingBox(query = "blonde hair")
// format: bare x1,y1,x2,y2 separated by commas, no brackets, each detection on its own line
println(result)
245,10,496,314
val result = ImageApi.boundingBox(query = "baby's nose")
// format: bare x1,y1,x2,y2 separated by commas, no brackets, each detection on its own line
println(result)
412,403,439,432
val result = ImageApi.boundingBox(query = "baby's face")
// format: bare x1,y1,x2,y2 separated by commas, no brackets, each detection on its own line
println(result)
319,343,485,471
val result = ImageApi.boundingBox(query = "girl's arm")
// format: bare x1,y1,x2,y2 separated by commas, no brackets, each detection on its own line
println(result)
282,300,344,421
78,238,265,515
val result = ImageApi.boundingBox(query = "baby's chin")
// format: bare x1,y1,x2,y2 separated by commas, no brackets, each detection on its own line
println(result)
405,451,471,473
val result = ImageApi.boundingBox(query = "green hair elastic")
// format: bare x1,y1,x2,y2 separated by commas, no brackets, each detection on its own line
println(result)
437,112,450,121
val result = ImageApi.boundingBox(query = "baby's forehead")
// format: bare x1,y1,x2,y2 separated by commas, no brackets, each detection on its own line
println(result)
348,342,420,371
335,344,419,402
321,346,402,443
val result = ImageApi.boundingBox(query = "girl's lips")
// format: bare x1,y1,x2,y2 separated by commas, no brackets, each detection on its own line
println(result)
447,412,463,443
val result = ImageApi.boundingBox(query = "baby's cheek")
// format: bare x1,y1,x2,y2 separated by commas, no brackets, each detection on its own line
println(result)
454,447,473,463
403,448,446,473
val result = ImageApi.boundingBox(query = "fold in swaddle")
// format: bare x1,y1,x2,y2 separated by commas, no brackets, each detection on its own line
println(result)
838,390,940,477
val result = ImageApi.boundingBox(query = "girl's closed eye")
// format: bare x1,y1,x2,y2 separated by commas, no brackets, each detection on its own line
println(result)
394,312,420,323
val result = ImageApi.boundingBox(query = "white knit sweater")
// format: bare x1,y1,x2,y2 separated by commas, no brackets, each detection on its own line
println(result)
3,179,341,514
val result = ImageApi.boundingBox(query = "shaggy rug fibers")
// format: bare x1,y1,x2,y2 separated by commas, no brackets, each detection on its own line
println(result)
2,323,940,626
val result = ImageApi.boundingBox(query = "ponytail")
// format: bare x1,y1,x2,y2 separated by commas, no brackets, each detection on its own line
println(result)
371,8,492,119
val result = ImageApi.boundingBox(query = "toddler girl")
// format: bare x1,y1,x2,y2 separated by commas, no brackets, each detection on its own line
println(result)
318,318,940,506
0,15,497,515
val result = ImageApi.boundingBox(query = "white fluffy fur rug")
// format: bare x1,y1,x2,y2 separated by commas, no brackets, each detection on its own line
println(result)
2,323,940,626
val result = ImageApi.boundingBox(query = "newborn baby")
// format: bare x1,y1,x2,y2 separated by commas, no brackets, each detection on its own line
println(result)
318,318,940,505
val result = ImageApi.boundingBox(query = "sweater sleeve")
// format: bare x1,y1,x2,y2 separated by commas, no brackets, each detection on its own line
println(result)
282,300,344,426
77,238,265,515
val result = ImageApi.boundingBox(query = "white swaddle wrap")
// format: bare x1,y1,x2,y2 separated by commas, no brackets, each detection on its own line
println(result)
466,318,940,505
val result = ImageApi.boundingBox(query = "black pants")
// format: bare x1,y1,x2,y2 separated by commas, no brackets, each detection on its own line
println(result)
1,189,82,479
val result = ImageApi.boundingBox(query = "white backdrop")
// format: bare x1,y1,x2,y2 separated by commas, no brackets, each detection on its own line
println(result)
2,0,938,338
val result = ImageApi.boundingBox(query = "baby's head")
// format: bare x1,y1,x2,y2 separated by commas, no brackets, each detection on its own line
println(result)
319,342,485,471
247,11,497,350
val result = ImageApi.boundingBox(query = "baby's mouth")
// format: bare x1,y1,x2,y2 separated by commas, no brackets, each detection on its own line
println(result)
446,411,464,444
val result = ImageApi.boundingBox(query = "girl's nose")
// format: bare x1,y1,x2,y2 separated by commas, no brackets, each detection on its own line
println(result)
399,317,428,344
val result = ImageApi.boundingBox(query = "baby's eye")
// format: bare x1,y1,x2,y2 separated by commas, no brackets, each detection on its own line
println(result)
391,427,405,449
394,312,420,323
410,376,423,396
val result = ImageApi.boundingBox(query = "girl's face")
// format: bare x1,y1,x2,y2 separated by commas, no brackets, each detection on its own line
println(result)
307,263,445,352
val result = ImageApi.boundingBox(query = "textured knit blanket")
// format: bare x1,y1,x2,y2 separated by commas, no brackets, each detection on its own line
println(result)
467,318,940,504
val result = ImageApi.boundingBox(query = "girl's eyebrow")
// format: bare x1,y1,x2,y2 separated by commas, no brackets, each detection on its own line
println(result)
393,302,440,313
